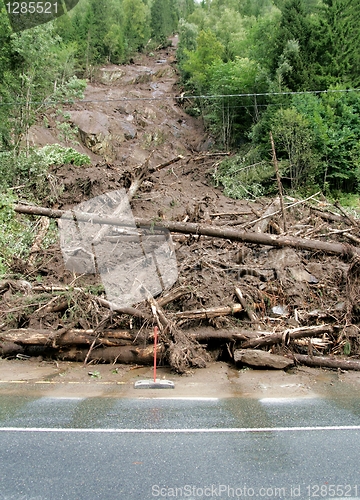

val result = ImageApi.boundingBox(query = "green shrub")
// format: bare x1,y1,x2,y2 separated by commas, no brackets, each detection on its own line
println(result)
0,145,90,190
38,144,91,167
0,191,34,276
212,152,275,199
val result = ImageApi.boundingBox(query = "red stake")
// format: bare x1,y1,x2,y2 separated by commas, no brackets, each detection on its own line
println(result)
153,326,158,383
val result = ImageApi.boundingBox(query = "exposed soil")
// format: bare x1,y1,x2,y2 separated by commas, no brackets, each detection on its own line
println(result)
1,37,360,380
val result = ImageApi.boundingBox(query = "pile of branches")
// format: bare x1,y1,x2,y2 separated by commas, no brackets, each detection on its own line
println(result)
1,155,360,373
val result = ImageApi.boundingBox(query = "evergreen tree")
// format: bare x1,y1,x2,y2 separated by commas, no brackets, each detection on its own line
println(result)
322,0,360,87
271,0,326,91
123,0,151,53
150,0,178,44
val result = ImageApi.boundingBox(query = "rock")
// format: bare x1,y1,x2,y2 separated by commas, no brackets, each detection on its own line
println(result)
234,349,294,369
288,267,318,283
99,66,125,84
70,110,109,136
271,305,289,316
121,122,137,140
69,110,137,161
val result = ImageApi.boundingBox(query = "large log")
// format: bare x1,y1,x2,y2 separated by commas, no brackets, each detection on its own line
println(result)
1,326,266,345
58,344,163,364
234,349,294,369
189,329,260,342
14,204,360,257
293,354,360,371
241,325,333,349
0,328,142,346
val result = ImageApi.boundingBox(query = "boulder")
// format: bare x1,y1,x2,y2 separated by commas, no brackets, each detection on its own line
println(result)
99,66,125,84
69,110,137,161
234,349,294,369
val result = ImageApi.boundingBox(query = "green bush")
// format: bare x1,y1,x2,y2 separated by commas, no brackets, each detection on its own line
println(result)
0,191,34,276
0,145,90,189
0,150,48,190
38,144,91,167
212,151,275,199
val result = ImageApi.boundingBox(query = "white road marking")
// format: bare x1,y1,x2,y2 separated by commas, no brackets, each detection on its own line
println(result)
0,425,360,433
137,397,219,401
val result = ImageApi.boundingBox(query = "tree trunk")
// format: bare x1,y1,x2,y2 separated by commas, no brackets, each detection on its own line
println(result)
293,354,360,371
241,325,333,349
58,344,163,364
174,304,242,319
189,329,260,342
14,204,360,257
0,328,144,346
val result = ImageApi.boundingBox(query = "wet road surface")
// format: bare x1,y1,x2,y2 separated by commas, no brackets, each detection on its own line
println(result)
0,393,360,500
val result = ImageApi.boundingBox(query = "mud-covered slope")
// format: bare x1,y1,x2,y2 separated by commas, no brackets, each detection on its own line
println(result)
30,36,204,164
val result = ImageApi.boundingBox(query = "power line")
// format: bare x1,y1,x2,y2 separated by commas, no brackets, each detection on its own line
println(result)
0,87,359,107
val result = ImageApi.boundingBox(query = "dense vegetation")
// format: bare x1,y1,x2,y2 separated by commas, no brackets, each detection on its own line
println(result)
0,0,359,272
177,0,360,198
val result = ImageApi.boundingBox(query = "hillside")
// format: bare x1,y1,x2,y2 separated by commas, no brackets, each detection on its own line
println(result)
1,39,360,373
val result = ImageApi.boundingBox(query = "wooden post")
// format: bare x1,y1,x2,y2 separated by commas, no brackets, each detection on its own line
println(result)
270,131,287,232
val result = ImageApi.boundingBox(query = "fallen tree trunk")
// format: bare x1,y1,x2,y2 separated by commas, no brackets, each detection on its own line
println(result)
0,328,142,346
241,325,334,349
95,297,152,320
174,304,243,319
149,154,184,173
310,207,347,224
0,327,270,346
189,329,261,342
293,353,360,371
14,204,360,257
58,344,164,364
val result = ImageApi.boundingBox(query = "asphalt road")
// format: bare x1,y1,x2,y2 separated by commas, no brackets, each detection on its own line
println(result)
0,395,360,500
